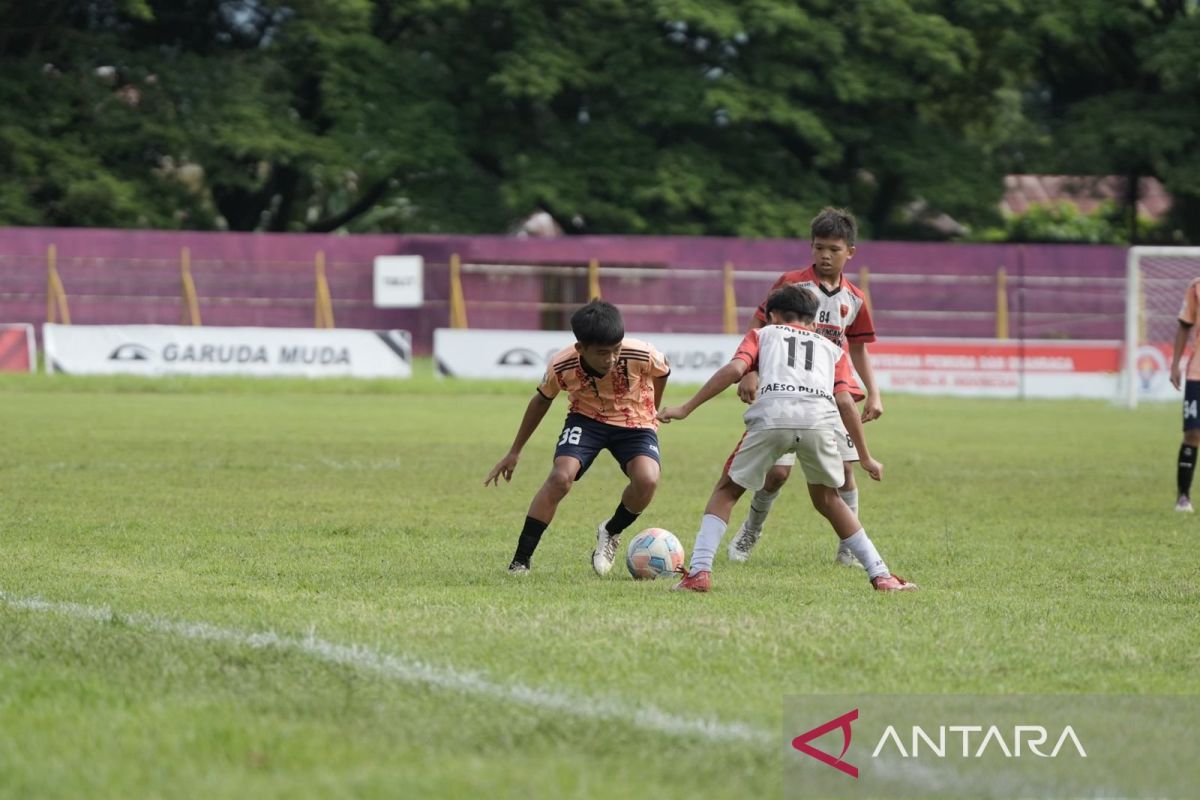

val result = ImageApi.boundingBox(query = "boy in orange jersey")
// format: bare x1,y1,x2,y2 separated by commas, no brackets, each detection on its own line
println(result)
1169,277,1200,512
485,299,671,574
659,285,914,593
726,207,882,567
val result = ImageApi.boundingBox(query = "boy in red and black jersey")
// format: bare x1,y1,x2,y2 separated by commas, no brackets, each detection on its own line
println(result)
727,207,883,567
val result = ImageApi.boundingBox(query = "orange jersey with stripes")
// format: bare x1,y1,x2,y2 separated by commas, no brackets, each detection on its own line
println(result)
1179,278,1200,381
537,338,671,429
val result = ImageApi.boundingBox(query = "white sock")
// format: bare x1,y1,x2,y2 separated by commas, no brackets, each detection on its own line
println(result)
689,514,727,574
836,489,859,552
841,529,888,580
744,488,780,532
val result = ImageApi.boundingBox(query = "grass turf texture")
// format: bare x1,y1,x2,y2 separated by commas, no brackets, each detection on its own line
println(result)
0,362,1196,799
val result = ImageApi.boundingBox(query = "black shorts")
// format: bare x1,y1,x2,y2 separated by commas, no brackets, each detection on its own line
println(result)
553,412,661,480
1184,381,1200,431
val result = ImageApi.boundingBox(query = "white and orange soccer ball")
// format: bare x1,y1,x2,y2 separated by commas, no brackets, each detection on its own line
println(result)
625,528,685,580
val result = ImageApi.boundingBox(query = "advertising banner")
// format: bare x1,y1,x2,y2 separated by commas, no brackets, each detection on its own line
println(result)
869,339,1127,400
434,328,739,385
44,324,412,379
434,329,1158,401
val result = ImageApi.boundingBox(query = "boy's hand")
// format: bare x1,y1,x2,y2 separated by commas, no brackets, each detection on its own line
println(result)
657,406,689,423
859,457,883,481
861,394,884,422
736,371,759,404
484,452,519,486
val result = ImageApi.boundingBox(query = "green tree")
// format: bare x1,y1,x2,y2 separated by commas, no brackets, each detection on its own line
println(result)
1015,0,1200,242
2,0,1194,242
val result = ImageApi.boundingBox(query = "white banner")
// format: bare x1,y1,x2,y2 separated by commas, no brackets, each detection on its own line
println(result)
434,328,1152,401
434,328,739,385
44,325,412,379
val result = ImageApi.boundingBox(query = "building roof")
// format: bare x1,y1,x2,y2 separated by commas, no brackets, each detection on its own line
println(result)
1001,175,1172,220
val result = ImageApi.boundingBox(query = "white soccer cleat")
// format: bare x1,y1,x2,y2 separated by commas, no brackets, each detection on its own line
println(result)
727,522,762,563
1175,495,1194,513
591,520,620,576
834,547,864,568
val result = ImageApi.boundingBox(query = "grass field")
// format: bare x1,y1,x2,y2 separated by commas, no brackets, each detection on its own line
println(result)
1,362,1196,799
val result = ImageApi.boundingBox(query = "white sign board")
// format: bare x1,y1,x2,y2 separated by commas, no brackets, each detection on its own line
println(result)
434,328,1154,402
44,324,412,379
373,256,424,308
434,328,739,385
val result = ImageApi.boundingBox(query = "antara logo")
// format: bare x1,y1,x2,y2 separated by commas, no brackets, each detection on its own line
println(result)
792,708,1089,778
792,708,859,778
871,724,1087,759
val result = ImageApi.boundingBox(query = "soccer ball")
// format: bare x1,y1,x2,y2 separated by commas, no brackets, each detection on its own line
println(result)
625,528,685,580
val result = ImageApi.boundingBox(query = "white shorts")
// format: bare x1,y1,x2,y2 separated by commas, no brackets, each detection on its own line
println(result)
770,417,858,467
728,428,844,491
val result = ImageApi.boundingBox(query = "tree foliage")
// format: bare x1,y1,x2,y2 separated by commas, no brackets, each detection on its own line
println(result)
1014,0,1200,241
0,0,1196,241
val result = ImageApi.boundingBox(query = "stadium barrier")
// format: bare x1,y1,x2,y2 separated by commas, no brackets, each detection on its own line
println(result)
44,324,412,379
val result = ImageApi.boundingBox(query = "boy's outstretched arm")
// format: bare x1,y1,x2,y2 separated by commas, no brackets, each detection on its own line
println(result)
658,360,748,422
484,392,553,485
736,315,767,404
849,341,883,422
836,391,882,481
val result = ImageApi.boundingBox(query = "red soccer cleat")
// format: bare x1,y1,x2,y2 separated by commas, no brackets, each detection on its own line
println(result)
672,569,712,593
870,574,918,592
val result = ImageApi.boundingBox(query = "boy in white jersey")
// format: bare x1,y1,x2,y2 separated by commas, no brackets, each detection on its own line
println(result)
727,207,881,567
658,285,914,592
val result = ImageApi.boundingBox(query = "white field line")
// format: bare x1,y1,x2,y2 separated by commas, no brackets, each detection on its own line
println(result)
0,590,773,747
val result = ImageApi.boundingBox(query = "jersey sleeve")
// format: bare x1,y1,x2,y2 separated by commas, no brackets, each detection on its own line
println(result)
832,351,862,399
845,296,876,345
1180,281,1200,326
536,368,562,399
647,344,671,378
733,329,761,370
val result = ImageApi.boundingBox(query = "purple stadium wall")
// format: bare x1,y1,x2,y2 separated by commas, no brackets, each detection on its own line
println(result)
0,228,1127,354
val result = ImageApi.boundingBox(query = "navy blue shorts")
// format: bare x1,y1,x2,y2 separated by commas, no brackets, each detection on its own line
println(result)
1185,382,1200,431
554,413,661,480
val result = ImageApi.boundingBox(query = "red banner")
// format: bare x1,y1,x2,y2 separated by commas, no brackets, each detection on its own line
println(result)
0,324,34,372
870,339,1122,374
866,338,1129,399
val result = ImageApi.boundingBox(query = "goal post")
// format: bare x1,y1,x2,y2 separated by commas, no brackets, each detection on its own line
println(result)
1124,246,1200,408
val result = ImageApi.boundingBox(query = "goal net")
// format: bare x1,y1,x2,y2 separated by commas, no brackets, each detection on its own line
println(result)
1125,246,1200,408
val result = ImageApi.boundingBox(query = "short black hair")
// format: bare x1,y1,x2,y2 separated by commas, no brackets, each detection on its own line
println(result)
764,285,819,323
570,299,624,346
811,207,857,247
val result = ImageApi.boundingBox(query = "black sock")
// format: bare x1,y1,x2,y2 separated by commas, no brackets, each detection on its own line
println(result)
605,503,640,536
512,516,549,566
1178,444,1196,498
